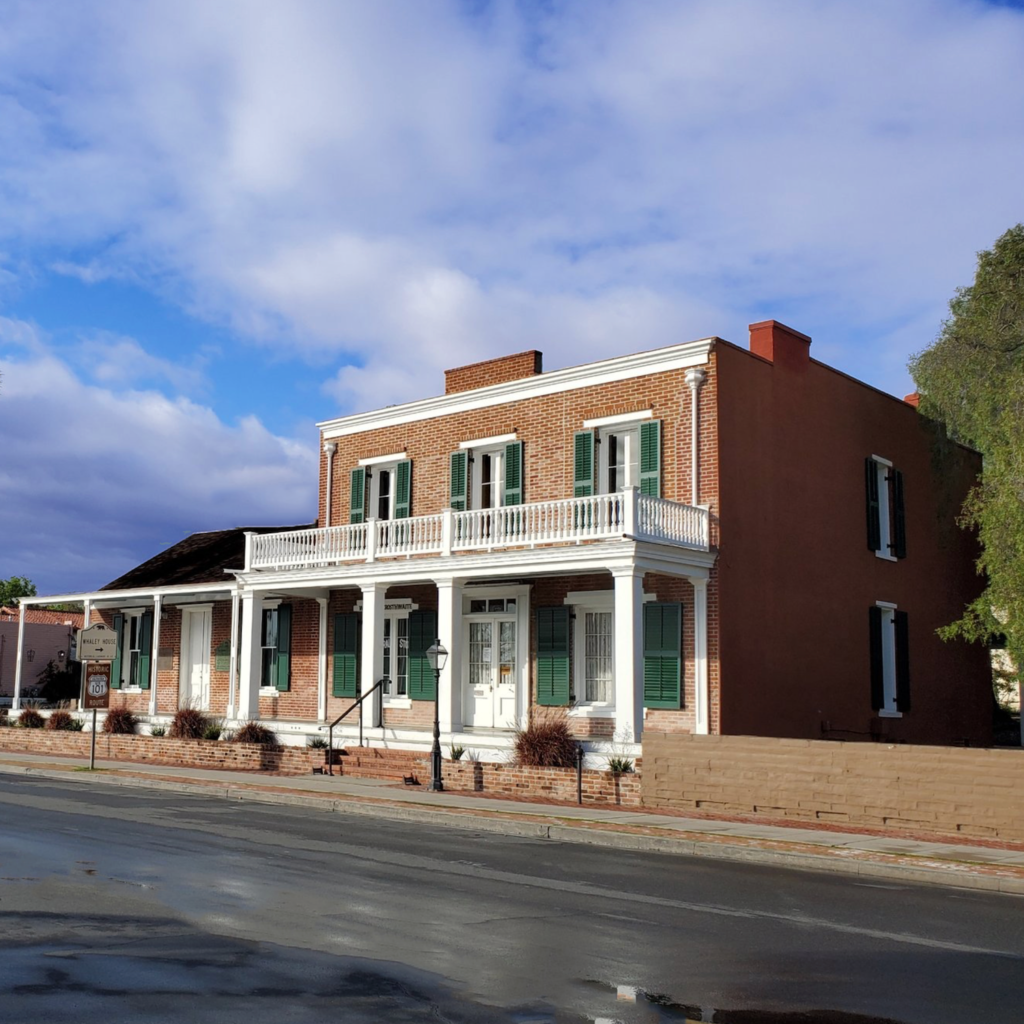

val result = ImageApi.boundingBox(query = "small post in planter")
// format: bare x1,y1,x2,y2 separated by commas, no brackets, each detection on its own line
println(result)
576,742,584,805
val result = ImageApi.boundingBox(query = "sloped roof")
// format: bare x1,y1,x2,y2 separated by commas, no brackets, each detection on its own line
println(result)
0,607,85,627
100,525,315,591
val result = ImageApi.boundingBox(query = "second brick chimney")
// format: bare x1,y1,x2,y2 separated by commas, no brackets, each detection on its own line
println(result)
749,320,811,370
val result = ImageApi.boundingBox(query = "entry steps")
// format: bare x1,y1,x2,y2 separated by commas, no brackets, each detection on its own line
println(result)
328,746,423,784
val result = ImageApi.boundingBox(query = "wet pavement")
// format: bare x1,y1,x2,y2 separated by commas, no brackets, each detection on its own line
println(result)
2,775,1023,1023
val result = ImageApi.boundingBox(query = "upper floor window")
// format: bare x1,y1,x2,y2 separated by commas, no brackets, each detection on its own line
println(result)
349,456,411,523
865,456,906,560
574,416,662,498
450,437,523,510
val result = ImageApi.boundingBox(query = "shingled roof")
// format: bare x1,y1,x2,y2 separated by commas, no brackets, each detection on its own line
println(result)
100,525,315,591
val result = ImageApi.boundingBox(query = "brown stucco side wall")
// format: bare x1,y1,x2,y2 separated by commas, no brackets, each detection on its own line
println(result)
714,337,990,745
642,733,1023,841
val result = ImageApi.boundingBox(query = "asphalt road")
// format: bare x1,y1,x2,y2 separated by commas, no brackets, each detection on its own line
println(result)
1,775,1022,1024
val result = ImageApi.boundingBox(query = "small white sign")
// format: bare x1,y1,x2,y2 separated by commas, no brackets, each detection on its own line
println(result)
78,623,118,661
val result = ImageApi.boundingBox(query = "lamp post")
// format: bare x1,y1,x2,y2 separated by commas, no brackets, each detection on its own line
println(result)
426,639,448,792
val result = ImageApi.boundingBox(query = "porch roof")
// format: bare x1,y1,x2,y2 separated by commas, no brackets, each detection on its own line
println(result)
100,524,315,591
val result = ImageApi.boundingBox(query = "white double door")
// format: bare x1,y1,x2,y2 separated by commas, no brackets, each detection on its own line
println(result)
180,606,212,710
463,616,517,729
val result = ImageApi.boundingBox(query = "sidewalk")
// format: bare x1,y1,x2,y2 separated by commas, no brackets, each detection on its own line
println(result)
3,750,1023,896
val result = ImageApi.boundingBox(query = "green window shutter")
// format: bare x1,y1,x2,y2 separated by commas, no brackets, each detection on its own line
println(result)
215,640,230,672
536,606,570,706
407,610,438,700
643,602,681,708
275,604,292,691
868,606,884,710
503,441,523,506
573,430,594,497
395,460,412,519
350,467,366,524
892,469,907,559
449,451,467,511
137,611,153,690
332,613,359,698
865,458,881,552
894,610,911,713
110,614,123,689
639,420,662,497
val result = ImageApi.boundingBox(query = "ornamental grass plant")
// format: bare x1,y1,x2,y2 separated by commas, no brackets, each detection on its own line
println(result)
512,710,579,768
102,707,137,735
169,707,208,739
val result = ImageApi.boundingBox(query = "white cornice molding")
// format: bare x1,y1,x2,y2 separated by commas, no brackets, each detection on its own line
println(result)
320,338,716,439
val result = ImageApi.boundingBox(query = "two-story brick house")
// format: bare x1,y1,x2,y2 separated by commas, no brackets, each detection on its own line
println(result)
12,320,992,753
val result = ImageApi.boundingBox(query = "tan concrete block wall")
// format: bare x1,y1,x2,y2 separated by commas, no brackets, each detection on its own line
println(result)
641,732,1024,842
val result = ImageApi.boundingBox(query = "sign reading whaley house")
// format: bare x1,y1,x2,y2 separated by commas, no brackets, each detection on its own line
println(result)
77,622,118,661
82,662,111,710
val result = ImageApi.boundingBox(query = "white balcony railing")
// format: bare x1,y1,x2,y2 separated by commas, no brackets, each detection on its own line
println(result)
246,490,709,571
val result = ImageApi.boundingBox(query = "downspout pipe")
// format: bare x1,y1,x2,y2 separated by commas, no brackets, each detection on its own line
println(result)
323,441,337,527
685,368,707,505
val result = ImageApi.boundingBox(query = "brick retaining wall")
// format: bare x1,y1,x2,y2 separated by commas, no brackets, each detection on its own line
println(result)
0,728,323,775
642,733,1024,842
417,758,642,807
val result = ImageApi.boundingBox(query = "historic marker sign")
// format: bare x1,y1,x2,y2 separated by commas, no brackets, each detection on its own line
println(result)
78,623,118,662
82,662,111,710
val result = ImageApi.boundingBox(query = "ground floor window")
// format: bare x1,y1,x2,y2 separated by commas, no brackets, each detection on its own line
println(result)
261,607,279,688
382,615,409,697
583,610,613,702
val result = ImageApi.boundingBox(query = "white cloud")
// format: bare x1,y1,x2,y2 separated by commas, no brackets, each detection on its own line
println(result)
0,319,316,594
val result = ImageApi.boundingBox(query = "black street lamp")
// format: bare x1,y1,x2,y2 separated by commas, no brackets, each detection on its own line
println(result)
426,639,448,792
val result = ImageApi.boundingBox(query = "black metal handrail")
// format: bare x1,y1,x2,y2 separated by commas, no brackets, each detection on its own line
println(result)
326,677,386,775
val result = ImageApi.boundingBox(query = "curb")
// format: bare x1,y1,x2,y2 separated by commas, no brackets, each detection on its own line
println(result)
5,764,1024,897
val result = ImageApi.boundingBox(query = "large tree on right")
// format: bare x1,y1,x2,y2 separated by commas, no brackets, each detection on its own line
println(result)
909,224,1024,689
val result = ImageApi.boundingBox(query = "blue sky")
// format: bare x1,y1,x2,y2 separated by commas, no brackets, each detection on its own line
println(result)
2,0,1023,595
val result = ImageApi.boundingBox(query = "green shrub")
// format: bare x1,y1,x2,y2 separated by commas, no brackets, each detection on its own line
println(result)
512,712,579,768
233,721,278,746
150,725,166,737
103,707,137,735
202,722,223,741
607,756,634,774
46,710,82,731
169,708,208,739
18,708,45,729
448,744,465,761
307,736,328,749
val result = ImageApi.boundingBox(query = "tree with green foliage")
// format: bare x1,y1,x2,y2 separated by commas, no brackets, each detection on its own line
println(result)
909,224,1024,686
0,576,36,606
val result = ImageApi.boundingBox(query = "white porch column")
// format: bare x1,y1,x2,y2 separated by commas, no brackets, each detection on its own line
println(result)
148,594,162,716
237,591,263,721
359,583,386,723
227,590,241,719
612,568,645,744
317,596,329,722
690,575,709,735
434,577,464,733
11,601,27,711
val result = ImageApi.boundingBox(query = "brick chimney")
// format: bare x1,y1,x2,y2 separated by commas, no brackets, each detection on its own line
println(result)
444,350,543,395
903,392,921,408
749,320,811,370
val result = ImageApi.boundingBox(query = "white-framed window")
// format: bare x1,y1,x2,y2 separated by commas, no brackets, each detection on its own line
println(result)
471,446,505,509
565,592,615,708
866,455,906,560
369,462,400,522
870,601,909,717
598,425,639,494
260,606,280,689
382,614,409,698
120,610,145,689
